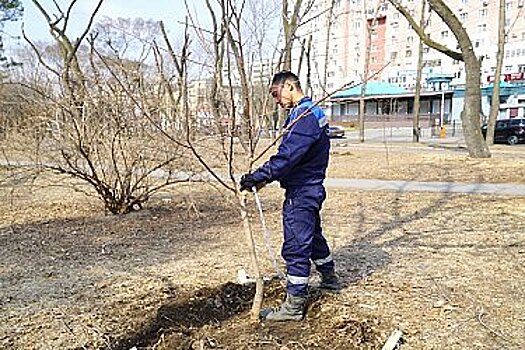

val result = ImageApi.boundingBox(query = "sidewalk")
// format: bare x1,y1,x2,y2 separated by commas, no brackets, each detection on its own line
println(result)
325,178,525,196
335,126,464,146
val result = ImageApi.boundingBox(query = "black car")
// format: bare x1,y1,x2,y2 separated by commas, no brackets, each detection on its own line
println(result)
482,118,525,145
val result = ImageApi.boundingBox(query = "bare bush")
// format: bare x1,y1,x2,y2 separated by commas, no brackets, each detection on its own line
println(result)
1,1,198,214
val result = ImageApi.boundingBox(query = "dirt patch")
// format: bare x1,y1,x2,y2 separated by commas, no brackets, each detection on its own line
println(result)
110,281,383,350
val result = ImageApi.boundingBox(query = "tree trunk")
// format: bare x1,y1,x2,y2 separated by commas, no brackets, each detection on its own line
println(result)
281,0,304,71
359,0,370,143
427,0,491,158
485,0,505,146
413,0,426,143
239,193,263,321
322,0,336,94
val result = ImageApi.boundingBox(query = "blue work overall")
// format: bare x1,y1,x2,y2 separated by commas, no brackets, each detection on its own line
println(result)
251,97,335,296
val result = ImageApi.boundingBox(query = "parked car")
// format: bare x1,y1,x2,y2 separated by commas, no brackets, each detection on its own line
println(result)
328,125,345,138
481,118,525,145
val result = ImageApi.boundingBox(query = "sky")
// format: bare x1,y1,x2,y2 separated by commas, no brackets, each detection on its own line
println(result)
4,0,208,53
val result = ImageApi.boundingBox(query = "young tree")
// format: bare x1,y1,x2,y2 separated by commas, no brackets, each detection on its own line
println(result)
484,0,525,146
412,0,428,143
484,0,505,146
359,0,385,143
388,0,491,158
178,0,283,321
281,0,314,71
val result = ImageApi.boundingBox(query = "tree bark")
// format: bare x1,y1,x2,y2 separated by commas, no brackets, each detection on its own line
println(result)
427,0,490,158
413,0,427,143
485,0,505,146
239,193,263,321
389,0,491,158
281,0,304,71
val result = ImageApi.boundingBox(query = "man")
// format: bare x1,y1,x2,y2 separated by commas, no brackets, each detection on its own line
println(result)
240,71,341,322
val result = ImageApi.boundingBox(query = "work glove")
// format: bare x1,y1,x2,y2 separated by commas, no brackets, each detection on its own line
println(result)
239,173,259,192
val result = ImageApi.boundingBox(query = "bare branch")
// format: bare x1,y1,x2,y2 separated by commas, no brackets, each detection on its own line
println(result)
388,0,463,61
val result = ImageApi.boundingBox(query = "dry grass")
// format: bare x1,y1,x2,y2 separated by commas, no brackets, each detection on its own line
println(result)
1,144,524,349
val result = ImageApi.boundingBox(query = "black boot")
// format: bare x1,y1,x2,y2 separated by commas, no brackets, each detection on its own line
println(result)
260,293,306,321
320,270,342,291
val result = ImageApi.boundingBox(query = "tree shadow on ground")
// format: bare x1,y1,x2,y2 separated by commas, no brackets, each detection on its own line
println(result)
331,188,454,289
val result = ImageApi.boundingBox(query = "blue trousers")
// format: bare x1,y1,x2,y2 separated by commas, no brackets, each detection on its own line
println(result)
282,184,335,296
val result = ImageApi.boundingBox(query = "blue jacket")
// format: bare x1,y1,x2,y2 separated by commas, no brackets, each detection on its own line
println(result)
252,97,330,189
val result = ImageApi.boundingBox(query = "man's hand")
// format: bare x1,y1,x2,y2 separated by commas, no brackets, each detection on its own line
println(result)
239,173,258,192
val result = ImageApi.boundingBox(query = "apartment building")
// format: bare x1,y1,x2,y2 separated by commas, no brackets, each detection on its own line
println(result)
296,0,525,99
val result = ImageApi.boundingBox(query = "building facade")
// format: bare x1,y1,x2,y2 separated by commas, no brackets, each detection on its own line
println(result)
296,0,525,99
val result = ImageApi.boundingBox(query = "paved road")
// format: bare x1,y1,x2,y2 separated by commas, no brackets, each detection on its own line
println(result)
325,178,525,196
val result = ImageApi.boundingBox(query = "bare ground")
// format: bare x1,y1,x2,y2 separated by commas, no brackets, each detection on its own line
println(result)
1,144,524,349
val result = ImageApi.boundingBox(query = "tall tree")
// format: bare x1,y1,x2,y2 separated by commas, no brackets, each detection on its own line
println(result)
0,0,23,67
388,0,491,158
281,0,315,71
485,0,506,145
412,0,427,143
359,0,384,143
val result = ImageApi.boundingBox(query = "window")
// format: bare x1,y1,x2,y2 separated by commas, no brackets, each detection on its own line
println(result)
391,52,398,59
496,121,508,130
441,30,449,38
406,50,412,57
480,8,488,16
460,13,468,22
478,24,487,32
519,64,525,73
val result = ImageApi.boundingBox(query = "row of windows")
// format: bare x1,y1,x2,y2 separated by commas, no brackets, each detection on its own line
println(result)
461,11,521,25
505,48,525,58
